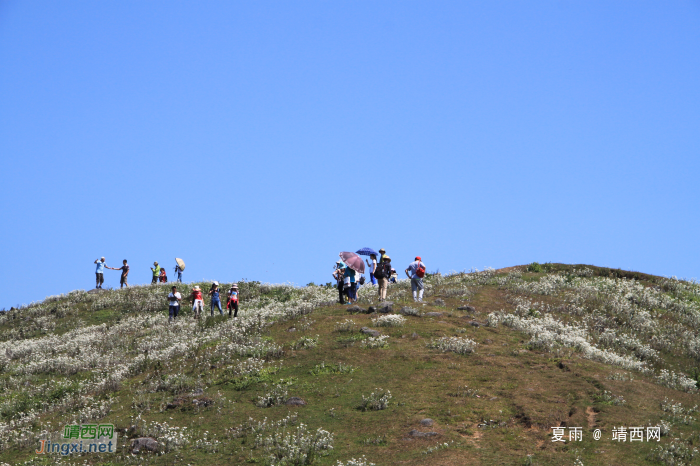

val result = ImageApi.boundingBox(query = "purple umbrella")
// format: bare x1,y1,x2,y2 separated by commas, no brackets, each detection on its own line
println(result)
339,252,365,274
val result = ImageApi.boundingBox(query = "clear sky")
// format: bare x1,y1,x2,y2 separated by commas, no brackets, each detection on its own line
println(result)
1,1,699,308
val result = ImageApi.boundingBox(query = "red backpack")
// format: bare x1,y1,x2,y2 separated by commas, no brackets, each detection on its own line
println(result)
415,262,426,278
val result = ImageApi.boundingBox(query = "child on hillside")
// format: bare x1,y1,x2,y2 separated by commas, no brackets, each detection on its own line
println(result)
227,284,239,318
191,285,204,319
159,267,168,283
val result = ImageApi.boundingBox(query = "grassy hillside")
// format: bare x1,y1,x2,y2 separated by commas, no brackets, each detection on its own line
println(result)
1,264,700,466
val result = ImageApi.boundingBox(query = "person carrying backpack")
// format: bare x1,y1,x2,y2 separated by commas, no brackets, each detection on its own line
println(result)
374,255,391,302
405,256,426,302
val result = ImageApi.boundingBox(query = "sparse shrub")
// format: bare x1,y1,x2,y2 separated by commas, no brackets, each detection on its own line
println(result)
334,319,356,333
372,315,406,327
607,372,634,381
648,439,698,466
527,262,543,273
593,390,626,406
336,456,376,466
256,384,289,408
309,362,355,376
400,307,421,316
258,423,334,465
132,414,190,452
656,370,699,394
358,389,392,411
290,336,319,350
150,373,196,395
423,441,452,455
428,336,477,354
362,435,386,445
448,386,480,397
361,335,389,349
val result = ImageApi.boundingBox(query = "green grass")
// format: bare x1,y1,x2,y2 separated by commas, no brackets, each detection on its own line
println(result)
2,267,700,465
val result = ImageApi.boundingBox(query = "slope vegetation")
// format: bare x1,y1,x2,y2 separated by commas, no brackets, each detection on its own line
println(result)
1,264,700,466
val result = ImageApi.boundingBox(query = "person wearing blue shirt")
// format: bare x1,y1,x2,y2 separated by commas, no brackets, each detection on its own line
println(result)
93,257,107,289
405,256,426,302
208,282,223,316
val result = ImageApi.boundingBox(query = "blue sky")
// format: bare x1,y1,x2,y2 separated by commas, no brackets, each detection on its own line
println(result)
1,1,699,308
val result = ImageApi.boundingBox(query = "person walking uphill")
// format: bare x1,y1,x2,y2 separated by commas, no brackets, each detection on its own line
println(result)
227,284,239,318
405,256,427,302
93,257,107,289
190,285,204,319
209,282,223,316
150,262,161,284
167,286,182,322
374,255,392,301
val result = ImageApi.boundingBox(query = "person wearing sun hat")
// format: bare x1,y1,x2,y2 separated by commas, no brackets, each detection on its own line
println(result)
227,284,239,318
333,261,347,304
190,285,204,319
376,255,391,301
405,256,427,302
378,248,386,263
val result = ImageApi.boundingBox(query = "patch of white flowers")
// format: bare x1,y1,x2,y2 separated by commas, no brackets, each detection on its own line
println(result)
656,370,699,394
648,438,698,466
256,384,289,408
358,389,392,411
428,336,478,354
334,319,356,333
361,335,389,349
372,315,406,327
258,423,334,466
336,456,376,466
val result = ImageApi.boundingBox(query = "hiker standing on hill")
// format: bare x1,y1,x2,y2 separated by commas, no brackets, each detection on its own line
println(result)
209,282,223,316
366,254,378,285
174,263,183,283
378,248,386,263
167,286,182,322
227,284,239,318
150,262,161,284
344,265,357,304
108,259,130,288
374,255,391,301
191,285,204,319
333,261,347,304
405,256,426,302
94,257,107,289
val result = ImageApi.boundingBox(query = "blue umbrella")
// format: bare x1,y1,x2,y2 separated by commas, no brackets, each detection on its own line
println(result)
355,247,378,257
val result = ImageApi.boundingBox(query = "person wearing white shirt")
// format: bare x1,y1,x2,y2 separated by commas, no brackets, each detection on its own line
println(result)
167,286,182,322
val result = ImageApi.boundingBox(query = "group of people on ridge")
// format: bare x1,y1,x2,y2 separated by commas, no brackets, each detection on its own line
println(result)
94,249,426,323
166,282,239,322
93,258,184,289
333,248,426,304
